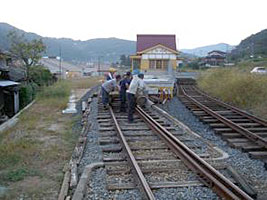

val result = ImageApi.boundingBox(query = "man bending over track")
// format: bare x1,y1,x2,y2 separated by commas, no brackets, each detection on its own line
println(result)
101,74,121,109
126,72,146,123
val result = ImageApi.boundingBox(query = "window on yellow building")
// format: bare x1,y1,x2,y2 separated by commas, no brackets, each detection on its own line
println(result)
149,59,169,69
156,60,161,69
162,60,169,69
149,60,156,69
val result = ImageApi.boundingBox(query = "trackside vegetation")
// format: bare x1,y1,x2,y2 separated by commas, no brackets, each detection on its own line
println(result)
0,77,100,199
197,67,267,119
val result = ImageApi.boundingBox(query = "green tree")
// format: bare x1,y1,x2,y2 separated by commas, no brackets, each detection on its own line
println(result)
120,54,127,66
29,65,53,87
8,31,46,81
126,56,131,66
120,54,131,66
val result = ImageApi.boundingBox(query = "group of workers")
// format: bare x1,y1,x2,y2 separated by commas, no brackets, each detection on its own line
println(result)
101,69,147,123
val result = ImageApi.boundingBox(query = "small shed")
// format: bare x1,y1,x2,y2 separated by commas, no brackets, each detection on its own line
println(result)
0,80,20,122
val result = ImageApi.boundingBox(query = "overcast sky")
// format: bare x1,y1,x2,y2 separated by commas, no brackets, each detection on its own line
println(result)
1,0,266,49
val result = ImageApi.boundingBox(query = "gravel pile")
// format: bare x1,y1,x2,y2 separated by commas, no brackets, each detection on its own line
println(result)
159,97,267,194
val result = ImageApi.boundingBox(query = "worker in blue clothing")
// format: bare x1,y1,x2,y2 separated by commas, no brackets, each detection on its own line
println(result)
101,74,121,109
119,71,132,112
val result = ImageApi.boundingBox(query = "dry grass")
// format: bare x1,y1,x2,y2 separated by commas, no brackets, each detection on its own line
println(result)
0,76,101,199
67,76,104,90
197,67,267,119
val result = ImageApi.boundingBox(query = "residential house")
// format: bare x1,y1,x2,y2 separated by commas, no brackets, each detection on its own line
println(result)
204,50,226,66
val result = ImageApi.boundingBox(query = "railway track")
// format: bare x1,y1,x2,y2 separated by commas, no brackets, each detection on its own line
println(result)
96,97,253,200
179,84,267,163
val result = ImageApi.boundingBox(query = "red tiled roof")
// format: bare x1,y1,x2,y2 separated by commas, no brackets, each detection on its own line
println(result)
137,34,176,52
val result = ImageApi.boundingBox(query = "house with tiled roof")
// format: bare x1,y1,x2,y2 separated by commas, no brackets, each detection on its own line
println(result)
131,34,179,74
204,50,226,66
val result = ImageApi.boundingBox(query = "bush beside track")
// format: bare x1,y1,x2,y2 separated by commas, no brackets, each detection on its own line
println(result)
197,67,267,120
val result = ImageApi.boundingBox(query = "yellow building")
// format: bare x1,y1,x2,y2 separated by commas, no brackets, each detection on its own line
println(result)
130,35,179,99
131,34,179,74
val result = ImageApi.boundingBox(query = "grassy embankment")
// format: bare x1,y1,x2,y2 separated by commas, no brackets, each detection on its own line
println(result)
0,77,101,199
197,61,267,119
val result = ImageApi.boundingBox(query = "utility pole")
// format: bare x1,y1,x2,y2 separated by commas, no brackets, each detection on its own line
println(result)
59,46,62,79
251,41,254,58
98,56,101,76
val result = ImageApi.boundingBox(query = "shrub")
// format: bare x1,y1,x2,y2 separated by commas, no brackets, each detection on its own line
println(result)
197,68,267,119
31,81,39,99
19,84,33,108
18,65,56,109
19,82,41,109
29,65,53,87
187,61,200,69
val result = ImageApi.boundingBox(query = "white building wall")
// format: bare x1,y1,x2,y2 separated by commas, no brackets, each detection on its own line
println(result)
142,54,176,60
142,47,177,60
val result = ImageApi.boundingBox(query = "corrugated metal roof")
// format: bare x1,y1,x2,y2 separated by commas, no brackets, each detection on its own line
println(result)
0,80,20,87
137,34,177,53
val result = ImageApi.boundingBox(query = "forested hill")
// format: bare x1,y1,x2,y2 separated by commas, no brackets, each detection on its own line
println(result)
230,29,267,60
0,22,136,62
3,22,265,63
181,43,234,57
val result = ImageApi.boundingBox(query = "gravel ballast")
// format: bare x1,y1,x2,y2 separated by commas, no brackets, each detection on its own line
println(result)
159,97,267,196
82,97,219,199
79,92,267,199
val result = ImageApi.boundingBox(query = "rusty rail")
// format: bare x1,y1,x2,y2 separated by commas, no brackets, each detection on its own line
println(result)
109,107,155,200
180,86,267,149
136,105,253,200
192,86,267,126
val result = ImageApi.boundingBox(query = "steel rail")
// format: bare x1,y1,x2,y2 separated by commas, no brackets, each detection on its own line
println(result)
180,86,267,149
109,107,155,200
192,86,267,126
136,105,253,200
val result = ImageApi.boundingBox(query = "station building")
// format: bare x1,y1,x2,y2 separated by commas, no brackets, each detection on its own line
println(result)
130,35,179,99
131,34,179,74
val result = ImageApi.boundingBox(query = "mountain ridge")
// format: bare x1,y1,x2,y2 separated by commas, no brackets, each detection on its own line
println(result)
181,43,235,57
230,28,267,60
0,22,136,62
0,22,249,62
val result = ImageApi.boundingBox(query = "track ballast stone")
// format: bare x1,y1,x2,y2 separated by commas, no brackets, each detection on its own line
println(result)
159,97,267,195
